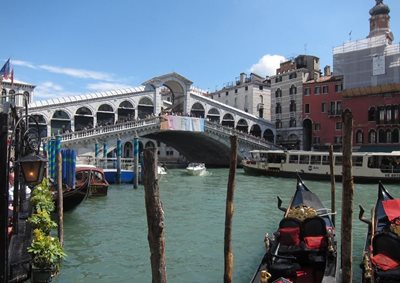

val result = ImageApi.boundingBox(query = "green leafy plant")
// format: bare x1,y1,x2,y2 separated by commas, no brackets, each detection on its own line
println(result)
27,209,57,235
31,178,55,213
28,229,66,271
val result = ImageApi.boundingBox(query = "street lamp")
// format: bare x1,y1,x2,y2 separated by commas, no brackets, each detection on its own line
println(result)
18,153,46,186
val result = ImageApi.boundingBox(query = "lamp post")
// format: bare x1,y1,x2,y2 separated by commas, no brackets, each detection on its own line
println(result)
0,92,47,283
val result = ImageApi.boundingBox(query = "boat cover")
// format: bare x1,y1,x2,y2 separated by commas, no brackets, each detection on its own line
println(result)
382,199,400,221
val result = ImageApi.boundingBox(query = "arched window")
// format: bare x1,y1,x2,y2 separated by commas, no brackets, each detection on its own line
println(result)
369,130,377,144
368,107,376,121
289,85,297,95
378,129,386,143
1,89,6,103
290,100,296,112
356,130,364,144
275,88,282,98
275,103,282,114
276,120,282,129
392,128,399,143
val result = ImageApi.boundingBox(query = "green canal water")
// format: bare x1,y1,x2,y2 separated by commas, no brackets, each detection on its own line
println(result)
53,168,397,283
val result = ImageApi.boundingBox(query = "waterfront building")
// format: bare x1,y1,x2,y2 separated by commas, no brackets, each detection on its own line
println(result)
333,0,400,151
270,55,321,149
1,78,35,110
209,73,271,122
302,67,344,151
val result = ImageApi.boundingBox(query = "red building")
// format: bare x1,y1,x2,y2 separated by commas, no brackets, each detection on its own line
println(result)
302,68,343,151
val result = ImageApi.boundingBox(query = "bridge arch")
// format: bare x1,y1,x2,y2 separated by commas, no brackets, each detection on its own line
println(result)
263,129,274,143
236,119,248,133
206,108,220,123
118,100,135,122
138,97,154,118
190,102,205,118
75,106,94,131
250,124,262,137
29,114,48,138
97,103,115,126
51,110,71,135
221,113,234,128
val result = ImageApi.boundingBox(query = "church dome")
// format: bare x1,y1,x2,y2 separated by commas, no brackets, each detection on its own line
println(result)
369,1,390,16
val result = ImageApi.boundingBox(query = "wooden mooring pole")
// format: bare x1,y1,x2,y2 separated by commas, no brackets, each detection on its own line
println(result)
56,135,64,246
224,135,238,283
143,148,166,283
329,145,336,226
341,109,354,283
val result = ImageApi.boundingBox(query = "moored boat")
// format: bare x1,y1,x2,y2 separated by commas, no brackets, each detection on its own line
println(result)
76,166,109,196
186,163,206,176
359,182,400,283
243,149,400,183
250,176,338,283
55,179,90,212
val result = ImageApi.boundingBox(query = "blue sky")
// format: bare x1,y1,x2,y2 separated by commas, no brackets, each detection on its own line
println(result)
2,0,399,100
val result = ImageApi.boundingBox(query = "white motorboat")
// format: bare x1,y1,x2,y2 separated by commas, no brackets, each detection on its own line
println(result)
158,165,167,176
186,163,206,176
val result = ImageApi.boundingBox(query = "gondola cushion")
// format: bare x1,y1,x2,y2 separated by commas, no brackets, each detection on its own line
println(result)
303,235,327,250
278,227,301,246
371,253,400,271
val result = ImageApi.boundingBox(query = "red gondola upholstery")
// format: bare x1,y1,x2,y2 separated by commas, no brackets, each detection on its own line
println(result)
278,218,301,247
302,217,327,250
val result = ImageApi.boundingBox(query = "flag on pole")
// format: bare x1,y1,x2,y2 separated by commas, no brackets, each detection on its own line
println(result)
10,69,14,85
0,58,11,79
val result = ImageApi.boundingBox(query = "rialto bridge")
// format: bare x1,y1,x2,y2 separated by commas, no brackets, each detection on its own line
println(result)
30,73,279,166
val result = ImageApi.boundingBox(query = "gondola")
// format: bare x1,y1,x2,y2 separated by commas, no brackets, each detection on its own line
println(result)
250,176,338,283
76,166,109,197
53,176,90,212
359,182,400,283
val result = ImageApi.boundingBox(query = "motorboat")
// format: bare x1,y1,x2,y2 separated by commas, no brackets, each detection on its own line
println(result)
186,163,206,176
76,166,109,196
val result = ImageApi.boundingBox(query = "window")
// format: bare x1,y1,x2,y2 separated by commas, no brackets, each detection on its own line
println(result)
336,122,342,130
275,88,282,98
335,156,343,165
290,85,297,95
335,84,343,92
369,130,377,143
334,136,342,144
276,119,282,128
225,91,229,96
1,89,6,103
356,130,364,144
289,72,297,79
314,123,321,131
304,104,310,113
275,76,282,83
289,118,296,127
310,155,321,164
245,86,248,91
289,155,299,164
275,103,282,114
299,155,310,164
290,100,296,112
386,106,392,122
312,136,321,145
218,93,221,98
352,156,363,167
379,107,385,123
314,86,320,95
321,103,326,113
368,107,376,121
259,85,263,90
304,87,310,96
235,89,238,94
322,156,330,165
322,85,329,94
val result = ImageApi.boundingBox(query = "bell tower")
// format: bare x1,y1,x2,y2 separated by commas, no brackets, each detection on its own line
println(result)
368,0,393,42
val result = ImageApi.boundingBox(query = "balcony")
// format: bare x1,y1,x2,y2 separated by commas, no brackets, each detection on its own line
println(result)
328,109,342,117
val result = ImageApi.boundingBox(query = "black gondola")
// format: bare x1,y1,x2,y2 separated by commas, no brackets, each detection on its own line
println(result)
359,182,400,283
250,176,338,283
54,177,90,212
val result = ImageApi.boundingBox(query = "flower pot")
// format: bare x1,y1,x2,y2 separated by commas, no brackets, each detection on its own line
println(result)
31,267,53,283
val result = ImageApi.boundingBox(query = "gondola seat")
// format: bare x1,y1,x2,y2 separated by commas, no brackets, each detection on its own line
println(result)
269,258,301,280
371,232,400,280
277,218,302,254
301,216,328,265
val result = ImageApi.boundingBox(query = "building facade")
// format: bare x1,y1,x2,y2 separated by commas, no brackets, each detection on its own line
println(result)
333,0,400,151
209,73,271,122
270,55,321,149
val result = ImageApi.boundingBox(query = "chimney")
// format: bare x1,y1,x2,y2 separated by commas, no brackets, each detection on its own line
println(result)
240,73,246,84
324,65,331,77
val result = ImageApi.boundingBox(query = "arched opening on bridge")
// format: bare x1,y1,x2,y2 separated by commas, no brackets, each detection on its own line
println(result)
29,114,47,138
124,141,133,158
236,119,248,133
221,113,234,128
263,129,274,143
163,81,185,114
145,141,156,148
97,104,115,127
190,102,205,118
138,97,154,119
51,110,71,135
206,108,220,123
303,118,312,151
250,124,262,137
75,107,94,131
118,101,135,123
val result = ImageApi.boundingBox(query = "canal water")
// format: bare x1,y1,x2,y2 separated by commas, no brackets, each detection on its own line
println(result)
53,168,396,283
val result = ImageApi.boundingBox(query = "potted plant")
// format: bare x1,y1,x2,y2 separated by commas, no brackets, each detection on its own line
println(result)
27,209,57,235
28,229,66,282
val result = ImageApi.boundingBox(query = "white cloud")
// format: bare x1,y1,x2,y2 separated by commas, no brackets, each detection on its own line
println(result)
250,54,286,77
86,82,134,91
12,59,37,69
39,65,113,81
34,81,78,100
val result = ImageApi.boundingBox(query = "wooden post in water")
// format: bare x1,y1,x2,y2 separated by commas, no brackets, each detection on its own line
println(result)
224,135,238,283
133,135,139,189
143,148,166,283
56,135,64,246
329,145,336,226
341,109,354,283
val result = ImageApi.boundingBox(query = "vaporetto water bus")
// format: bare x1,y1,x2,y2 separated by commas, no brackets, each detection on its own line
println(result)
242,150,400,183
